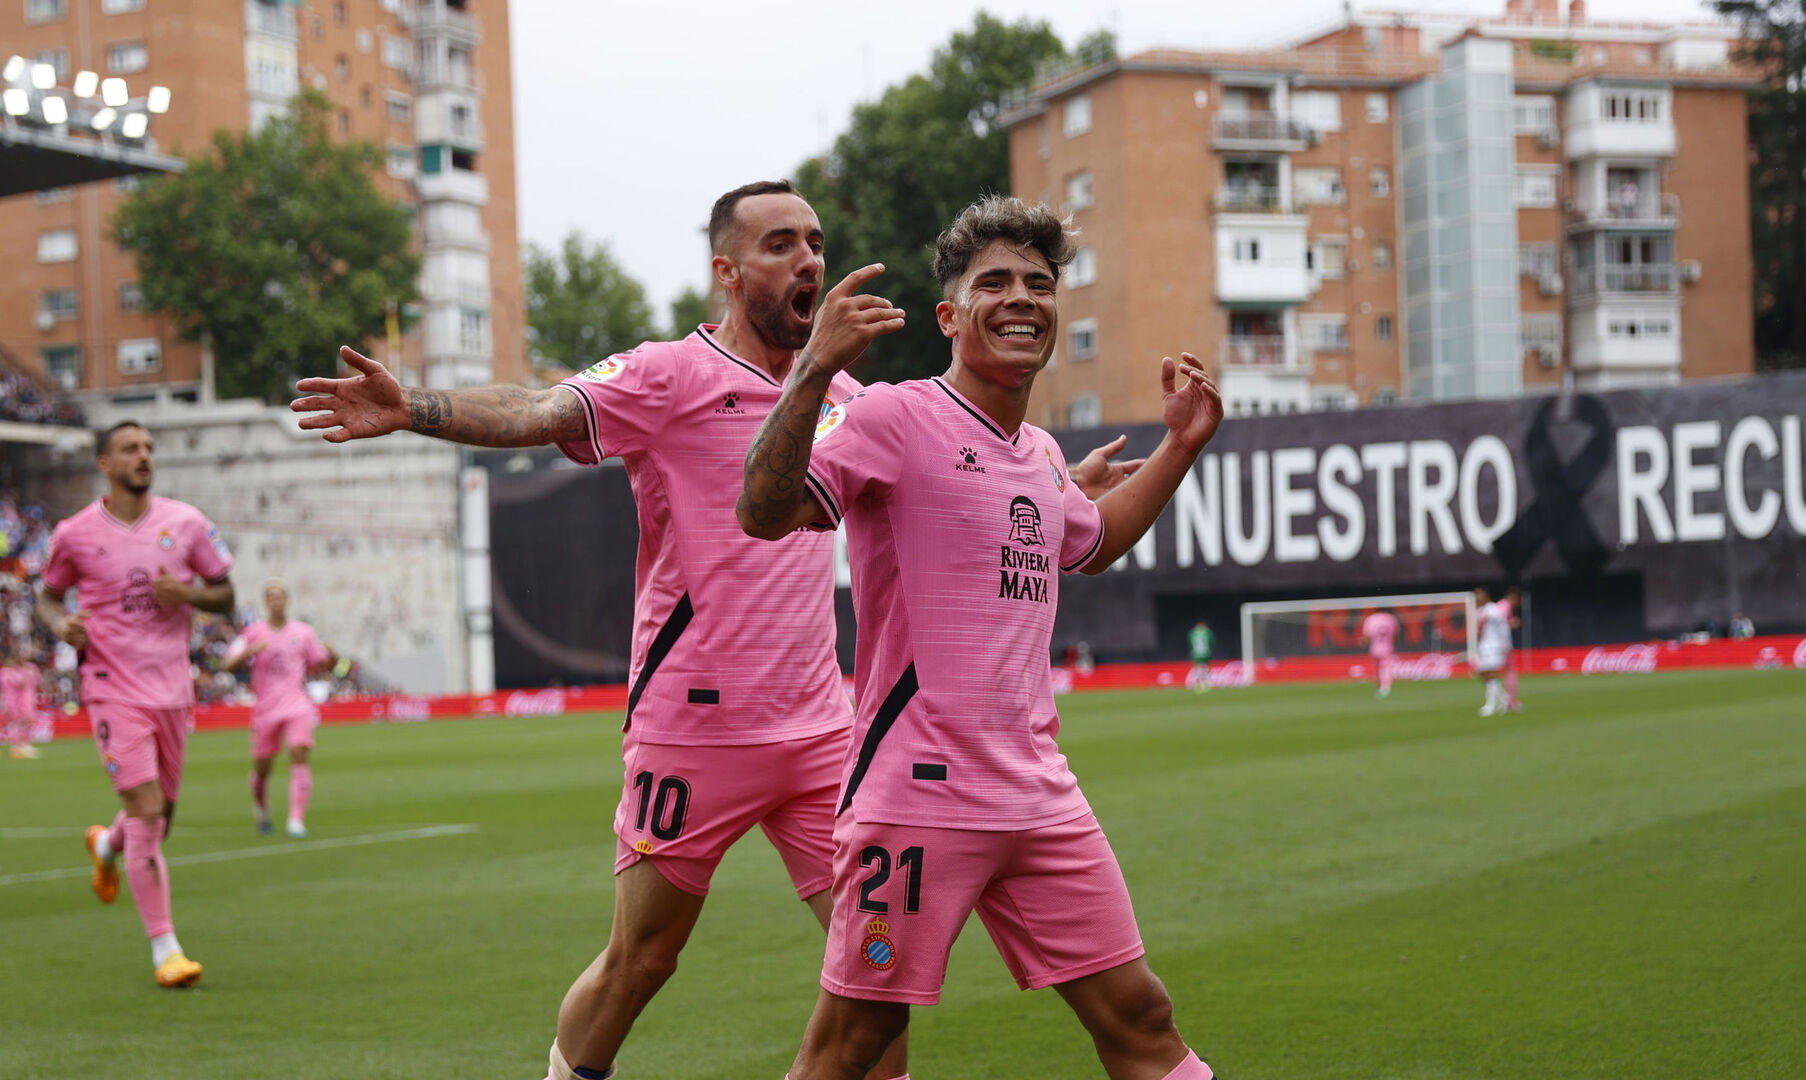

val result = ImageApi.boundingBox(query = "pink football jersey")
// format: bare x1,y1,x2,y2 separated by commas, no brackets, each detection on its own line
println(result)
804,378,1105,831
1363,611,1399,655
235,619,328,720
42,496,234,708
1,663,38,712
555,326,863,746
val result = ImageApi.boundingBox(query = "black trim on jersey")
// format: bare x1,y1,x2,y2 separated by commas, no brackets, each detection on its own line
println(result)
695,327,782,388
557,381,606,464
625,593,695,729
803,471,842,526
1061,524,1106,574
932,377,1019,445
838,663,919,815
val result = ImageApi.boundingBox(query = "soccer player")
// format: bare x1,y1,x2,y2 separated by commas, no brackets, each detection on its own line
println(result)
1501,586,1524,712
222,581,334,838
739,195,1223,1080
1472,587,1511,716
37,420,236,987
1361,608,1400,699
1184,620,1214,694
2,642,41,759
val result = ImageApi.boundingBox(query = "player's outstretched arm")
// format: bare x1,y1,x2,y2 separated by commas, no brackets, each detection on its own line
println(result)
291,346,585,448
738,264,904,540
1070,434,1145,500
1079,353,1223,574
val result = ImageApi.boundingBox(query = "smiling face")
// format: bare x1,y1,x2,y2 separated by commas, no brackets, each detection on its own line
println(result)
716,192,825,352
265,583,289,621
935,239,1059,389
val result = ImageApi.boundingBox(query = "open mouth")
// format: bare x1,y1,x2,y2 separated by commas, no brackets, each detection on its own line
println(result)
790,285,818,321
992,322,1041,342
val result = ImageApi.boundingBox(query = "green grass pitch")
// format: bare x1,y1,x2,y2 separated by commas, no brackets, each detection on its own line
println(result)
4,669,1804,1078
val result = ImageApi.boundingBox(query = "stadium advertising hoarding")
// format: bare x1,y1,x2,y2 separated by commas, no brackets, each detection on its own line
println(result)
1048,371,1806,654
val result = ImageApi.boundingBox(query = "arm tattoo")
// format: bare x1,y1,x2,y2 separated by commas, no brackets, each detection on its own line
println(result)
739,377,830,533
405,385,582,448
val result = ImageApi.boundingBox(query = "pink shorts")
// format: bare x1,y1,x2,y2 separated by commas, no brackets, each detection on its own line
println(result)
821,812,1146,1005
90,702,192,800
251,709,320,759
612,726,845,899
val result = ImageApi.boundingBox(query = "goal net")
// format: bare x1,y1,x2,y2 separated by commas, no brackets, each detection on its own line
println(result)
1240,592,1477,673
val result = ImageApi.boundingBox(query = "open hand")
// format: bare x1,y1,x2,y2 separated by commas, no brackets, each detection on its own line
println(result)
1161,353,1223,455
1070,435,1145,499
292,347,410,443
800,264,905,375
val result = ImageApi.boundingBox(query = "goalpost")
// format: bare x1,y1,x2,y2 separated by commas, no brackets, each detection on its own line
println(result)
1240,591,1478,674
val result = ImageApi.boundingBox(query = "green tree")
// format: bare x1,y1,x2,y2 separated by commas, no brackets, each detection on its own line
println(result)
114,90,419,402
524,232,658,370
1714,0,1806,370
666,284,713,339
795,15,1105,382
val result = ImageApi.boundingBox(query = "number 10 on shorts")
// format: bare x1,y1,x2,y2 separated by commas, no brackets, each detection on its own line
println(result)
630,771,691,842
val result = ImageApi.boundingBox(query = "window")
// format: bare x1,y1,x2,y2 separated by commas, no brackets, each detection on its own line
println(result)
33,48,69,80
1521,315,1561,353
119,281,143,312
1066,394,1102,428
312,15,323,38
1372,240,1392,269
35,187,73,205
383,36,410,70
385,143,415,178
451,148,477,171
1365,92,1389,123
118,338,161,374
1300,315,1349,349
451,102,475,137
333,1,346,23
458,308,489,354
356,28,373,53
1293,90,1342,132
338,109,351,134
101,0,143,11
1062,93,1091,137
359,85,372,108
1294,167,1345,205
1375,386,1398,406
26,0,65,22
107,41,147,74
1514,167,1558,208
1064,170,1093,210
1512,95,1554,133
40,289,79,321
1370,166,1390,197
42,346,81,390
1232,237,1261,263
1518,243,1557,278
1314,238,1346,279
1603,90,1662,122
38,229,77,263
1069,247,1097,288
335,54,350,81
1068,318,1098,360
387,92,411,122
1592,46,1608,64
1376,315,1394,342
115,174,141,193
1608,318,1673,339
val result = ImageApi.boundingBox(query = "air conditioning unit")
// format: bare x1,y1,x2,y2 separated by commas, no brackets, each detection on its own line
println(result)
35,309,55,332
1535,129,1559,149
1538,273,1564,296
1536,345,1561,369
1679,259,1703,283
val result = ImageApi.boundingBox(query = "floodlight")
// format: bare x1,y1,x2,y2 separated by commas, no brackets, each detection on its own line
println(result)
91,106,117,131
73,70,99,98
101,78,128,107
41,95,68,125
2,56,25,84
120,111,147,139
146,85,170,113
3,88,28,116
31,63,56,90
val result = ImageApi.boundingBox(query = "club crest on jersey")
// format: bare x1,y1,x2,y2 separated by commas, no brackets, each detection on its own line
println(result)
860,918,897,971
1045,446,1067,492
1006,496,1044,547
576,356,626,384
158,529,174,550
814,400,846,443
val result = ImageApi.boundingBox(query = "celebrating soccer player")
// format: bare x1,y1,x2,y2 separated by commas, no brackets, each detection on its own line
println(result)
1472,587,1512,716
739,195,1224,1080
222,580,334,838
1362,608,1400,699
37,421,237,988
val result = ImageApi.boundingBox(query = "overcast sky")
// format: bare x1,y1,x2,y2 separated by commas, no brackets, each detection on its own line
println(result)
510,0,1723,317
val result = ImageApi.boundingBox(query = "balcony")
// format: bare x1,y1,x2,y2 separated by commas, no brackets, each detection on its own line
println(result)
1219,335,1313,375
1571,264,1677,296
411,4,481,43
246,1,299,40
1213,186,1286,214
1213,112,1312,152
1214,215,1311,304
1568,192,1679,231
415,168,488,206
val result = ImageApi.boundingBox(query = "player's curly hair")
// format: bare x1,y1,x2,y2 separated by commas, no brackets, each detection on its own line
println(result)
932,195,1076,298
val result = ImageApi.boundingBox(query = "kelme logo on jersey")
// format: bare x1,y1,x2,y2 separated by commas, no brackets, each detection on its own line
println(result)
955,447,986,474
814,400,846,442
1045,446,1067,492
575,356,626,383
715,392,747,416
860,918,897,971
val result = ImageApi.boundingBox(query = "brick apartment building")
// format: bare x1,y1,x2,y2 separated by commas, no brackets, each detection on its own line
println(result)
1003,0,1759,427
1,0,523,406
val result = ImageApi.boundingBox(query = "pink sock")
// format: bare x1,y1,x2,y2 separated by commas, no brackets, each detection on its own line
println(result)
1161,1049,1212,1079
122,816,174,938
289,764,312,824
105,810,127,854
1505,666,1519,706
1378,658,1393,694
249,770,268,812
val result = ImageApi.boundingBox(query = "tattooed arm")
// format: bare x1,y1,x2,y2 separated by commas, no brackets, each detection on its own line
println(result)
737,355,836,539
291,346,586,447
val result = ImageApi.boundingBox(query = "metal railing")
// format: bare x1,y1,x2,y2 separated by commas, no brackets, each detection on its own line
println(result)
246,3,298,39
1220,336,1312,373
1572,264,1677,295
1213,185,1286,213
1213,112,1312,144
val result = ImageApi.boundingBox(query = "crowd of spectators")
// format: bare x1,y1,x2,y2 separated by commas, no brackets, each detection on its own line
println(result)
0,369,84,426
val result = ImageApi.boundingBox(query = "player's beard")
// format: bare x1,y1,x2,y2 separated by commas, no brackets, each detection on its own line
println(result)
745,281,813,351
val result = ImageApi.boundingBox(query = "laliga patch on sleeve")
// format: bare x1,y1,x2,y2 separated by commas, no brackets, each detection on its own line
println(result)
814,398,847,443
575,356,627,384
208,527,231,558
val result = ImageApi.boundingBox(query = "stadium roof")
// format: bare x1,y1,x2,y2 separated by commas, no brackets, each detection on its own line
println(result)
0,125,183,198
